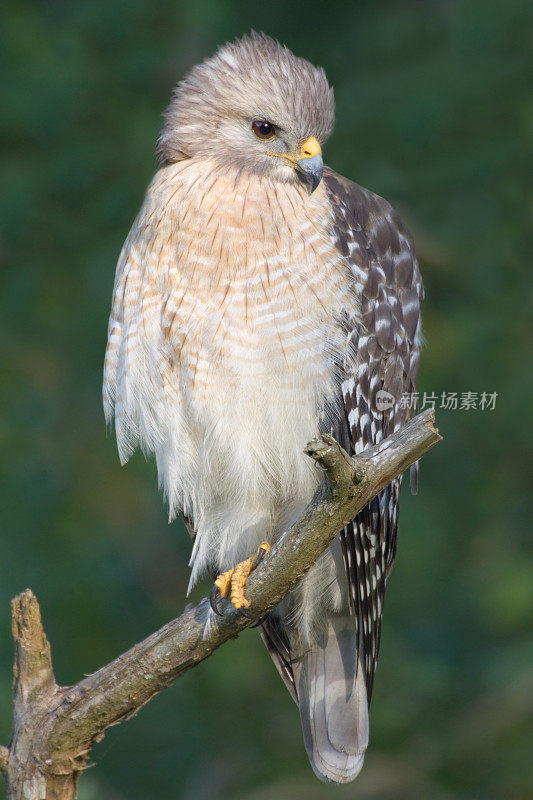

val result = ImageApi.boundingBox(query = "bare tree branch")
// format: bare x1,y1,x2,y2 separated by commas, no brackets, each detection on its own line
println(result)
1,409,441,800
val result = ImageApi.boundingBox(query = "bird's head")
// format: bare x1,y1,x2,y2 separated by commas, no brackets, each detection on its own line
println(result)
156,32,335,194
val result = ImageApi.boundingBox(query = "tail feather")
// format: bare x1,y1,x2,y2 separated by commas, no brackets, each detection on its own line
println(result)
293,615,368,783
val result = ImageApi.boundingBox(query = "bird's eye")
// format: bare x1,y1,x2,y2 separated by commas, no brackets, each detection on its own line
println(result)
252,120,277,140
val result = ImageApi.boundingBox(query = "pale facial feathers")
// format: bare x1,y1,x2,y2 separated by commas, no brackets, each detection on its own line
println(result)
156,32,334,180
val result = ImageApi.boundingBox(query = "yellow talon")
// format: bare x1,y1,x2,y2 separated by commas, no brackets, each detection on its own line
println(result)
231,557,254,609
214,569,234,599
213,542,271,612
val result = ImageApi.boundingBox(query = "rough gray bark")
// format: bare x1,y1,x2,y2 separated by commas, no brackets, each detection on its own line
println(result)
0,409,441,800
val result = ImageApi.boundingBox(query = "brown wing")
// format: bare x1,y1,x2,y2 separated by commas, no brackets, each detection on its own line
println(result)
323,166,423,698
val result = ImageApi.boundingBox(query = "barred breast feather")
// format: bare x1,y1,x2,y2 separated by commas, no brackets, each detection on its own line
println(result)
103,158,358,590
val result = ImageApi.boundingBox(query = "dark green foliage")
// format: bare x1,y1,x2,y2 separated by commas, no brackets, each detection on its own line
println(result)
1,1,531,798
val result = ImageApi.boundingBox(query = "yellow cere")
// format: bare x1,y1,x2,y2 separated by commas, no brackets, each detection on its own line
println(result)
299,137,321,159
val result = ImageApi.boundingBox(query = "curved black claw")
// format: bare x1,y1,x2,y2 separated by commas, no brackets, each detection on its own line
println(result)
210,584,224,616
250,613,269,628
237,606,262,622
210,587,258,620
251,545,269,569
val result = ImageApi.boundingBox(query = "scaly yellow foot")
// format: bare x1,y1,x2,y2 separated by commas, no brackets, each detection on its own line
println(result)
210,542,271,615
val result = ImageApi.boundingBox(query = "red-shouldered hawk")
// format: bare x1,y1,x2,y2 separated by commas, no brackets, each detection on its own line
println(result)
103,33,423,784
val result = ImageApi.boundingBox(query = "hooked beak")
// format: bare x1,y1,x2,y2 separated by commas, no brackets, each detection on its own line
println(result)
267,136,323,194
295,137,323,194
296,153,323,194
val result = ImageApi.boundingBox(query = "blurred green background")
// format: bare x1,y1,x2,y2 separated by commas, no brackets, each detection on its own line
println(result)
1,1,531,798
